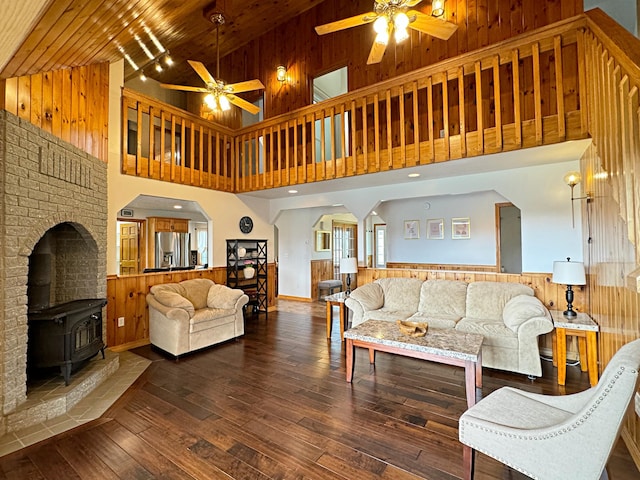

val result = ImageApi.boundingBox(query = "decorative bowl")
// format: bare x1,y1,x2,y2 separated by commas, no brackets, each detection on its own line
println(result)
396,320,428,337
237,247,247,258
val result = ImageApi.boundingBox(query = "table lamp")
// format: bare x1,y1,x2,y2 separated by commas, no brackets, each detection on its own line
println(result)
340,257,358,294
552,257,586,317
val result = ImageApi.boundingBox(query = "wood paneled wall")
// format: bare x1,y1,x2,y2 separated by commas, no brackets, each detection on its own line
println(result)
311,259,335,300
106,265,277,350
215,0,583,119
580,10,640,463
387,262,497,272
3,62,110,163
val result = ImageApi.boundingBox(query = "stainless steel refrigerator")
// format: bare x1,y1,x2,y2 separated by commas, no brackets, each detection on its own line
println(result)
155,232,191,268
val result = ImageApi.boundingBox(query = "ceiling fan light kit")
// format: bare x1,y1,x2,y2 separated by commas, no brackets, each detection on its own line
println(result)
158,12,264,114
315,0,457,64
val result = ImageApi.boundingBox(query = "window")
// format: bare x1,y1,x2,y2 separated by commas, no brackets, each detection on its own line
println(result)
312,67,349,162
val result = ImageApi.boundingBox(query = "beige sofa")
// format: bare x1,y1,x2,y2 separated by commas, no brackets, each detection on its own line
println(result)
146,278,249,356
344,278,553,377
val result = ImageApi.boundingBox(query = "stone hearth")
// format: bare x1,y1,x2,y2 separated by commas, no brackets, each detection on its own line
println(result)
0,111,108,435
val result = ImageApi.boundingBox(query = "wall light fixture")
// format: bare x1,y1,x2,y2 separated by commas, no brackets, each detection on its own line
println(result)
276,65,287,83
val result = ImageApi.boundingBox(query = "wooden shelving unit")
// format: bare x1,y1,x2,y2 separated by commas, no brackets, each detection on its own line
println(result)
226,239,268,318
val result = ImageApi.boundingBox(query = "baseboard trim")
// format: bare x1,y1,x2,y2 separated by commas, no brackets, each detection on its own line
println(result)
278,295,313,302
108,338,150,352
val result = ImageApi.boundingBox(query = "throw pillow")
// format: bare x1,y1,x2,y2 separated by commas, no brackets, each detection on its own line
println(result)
503,295,549,331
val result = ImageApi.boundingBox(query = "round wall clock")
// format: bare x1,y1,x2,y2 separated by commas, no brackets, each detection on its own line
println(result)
239,216,253,234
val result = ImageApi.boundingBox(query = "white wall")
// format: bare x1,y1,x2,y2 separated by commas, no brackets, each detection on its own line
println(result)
377,191,505,265
585,0,638,36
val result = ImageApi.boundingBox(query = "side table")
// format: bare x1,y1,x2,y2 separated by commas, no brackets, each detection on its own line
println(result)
324,291,349,341
550,310,599,387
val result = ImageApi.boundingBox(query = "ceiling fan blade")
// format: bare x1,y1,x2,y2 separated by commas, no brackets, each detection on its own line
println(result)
188,60,216,85
315,12,376,35
227,94,261,115
160,83,209,93
367,39,388,65
406,0,423,6
227,79,265,94
408,11,458,40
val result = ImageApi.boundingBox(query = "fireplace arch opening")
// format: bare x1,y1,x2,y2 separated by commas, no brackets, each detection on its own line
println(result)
27,222,105,387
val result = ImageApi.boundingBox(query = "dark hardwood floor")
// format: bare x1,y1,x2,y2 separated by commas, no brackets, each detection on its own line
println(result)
1,300,637,479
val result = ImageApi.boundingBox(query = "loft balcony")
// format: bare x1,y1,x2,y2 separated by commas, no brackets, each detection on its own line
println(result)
122,15,590,194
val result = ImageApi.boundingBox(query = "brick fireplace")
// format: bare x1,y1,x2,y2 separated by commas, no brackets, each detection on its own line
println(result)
0,111,107,435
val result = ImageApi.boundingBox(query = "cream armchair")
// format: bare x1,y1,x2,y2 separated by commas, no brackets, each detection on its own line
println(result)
459,338,640,480
146,278,249,357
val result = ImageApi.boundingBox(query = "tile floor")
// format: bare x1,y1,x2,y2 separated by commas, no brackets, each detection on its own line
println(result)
0,350,151,457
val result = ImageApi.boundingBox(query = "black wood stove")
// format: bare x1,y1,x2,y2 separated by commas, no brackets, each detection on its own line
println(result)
27,298,107,385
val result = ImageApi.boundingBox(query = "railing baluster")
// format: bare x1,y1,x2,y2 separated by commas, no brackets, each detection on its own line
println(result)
320,110,326,180
136,104,143,175
399,85,406,168
492,56,502,151
532,42,543,145
148,106,155,177
442,71,450,159
285,121,290,185
474,61,484,154
293,119,298,184
374,93,380,171
554,36,566,140
269,126,275,187
189,120,195,184
277,126,283,186
340,104,346,176
198,124,204,186
170,115,176,181
215,130,220,190
412,81,420,165
512,49,522,147
350,100,357,175
458,67,467,157
302,115,307,183
385,89,392,168
330,107,336,178
577,30,588,136
361,98,368,173
206,127,212,188
427,76,435,162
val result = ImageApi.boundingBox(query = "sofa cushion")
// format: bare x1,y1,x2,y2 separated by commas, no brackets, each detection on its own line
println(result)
408,312,460,329
149,285,195,318
190,308,236,333
455,318,518,349
180,278,214,310
208,284,244,309
465,282,534,321
503,294,549,332
376,278,423,312
363,309,414,323
417,280,468,317
348,282,384,311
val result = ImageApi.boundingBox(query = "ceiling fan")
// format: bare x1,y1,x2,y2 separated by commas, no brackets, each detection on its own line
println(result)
315,0,458,65
160,14,264,115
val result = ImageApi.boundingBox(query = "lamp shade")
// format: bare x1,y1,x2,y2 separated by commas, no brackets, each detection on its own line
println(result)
552,260,586,285
340,257,358,274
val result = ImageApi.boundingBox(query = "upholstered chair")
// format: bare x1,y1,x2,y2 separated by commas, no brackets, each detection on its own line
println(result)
459,338,640,480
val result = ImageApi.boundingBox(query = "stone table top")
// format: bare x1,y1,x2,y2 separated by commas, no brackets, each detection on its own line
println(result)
344,320,484,362
324,291,349,303
549,310,599,331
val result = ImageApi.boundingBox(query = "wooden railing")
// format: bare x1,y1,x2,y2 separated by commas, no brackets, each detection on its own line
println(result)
583,9,640,268
121,89,237,192
122,16,590,192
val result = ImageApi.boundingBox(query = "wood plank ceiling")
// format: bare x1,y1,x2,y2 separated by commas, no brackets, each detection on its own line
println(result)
0,0,328,86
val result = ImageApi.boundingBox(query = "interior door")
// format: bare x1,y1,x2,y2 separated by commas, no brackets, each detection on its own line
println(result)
119,222,140,275
374,224,386,268
496,203,522,274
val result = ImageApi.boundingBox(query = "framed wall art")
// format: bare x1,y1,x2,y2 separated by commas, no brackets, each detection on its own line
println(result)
404,220,420,239
452,217,471,239
426,218,444,239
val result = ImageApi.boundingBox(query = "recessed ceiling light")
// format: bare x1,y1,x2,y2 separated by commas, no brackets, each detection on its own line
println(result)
408,173,420,178
288,189,298,194
173,205,183,209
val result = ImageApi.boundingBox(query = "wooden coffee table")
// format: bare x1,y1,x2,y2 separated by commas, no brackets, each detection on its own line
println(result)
344,320,484,407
